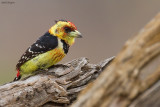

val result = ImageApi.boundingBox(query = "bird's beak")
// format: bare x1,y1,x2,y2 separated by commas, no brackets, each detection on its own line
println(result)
70,30,82,38
75,30,83,38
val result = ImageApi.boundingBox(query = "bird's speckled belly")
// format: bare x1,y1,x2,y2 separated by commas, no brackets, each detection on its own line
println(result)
20,48,65,75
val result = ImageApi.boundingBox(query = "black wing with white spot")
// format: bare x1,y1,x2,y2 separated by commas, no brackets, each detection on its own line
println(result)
16,32,58,69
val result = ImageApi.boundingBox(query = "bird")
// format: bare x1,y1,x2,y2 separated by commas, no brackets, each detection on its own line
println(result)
14,20,82,81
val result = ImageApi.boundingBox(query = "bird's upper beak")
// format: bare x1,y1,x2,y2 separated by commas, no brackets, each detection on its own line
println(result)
70,30,82,38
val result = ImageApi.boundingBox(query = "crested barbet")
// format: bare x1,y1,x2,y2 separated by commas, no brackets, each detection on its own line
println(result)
14,20,82,80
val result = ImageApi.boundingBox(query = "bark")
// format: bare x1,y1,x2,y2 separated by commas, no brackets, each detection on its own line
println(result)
0,57,114,107
71,13,160,107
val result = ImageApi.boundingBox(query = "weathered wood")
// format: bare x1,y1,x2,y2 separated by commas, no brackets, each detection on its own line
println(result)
71,13,160,107
0,57,114,107
129,79,160,107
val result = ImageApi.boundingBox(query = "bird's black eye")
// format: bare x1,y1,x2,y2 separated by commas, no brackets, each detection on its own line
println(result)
64,27,72,33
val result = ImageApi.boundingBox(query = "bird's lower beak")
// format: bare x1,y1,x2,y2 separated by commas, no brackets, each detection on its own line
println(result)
77,34,83,38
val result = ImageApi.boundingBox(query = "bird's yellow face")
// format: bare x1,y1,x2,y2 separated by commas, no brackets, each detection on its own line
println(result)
49,20,82,46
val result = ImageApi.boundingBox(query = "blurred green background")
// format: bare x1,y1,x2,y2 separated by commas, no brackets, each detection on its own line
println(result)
0,0,160,85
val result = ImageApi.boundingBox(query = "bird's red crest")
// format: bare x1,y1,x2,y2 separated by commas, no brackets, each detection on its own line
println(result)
68,21,77,30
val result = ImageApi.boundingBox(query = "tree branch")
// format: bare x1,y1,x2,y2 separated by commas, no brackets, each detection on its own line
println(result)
0,57,114,107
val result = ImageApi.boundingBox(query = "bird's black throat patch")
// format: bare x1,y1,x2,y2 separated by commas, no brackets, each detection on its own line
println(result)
61,39,69,54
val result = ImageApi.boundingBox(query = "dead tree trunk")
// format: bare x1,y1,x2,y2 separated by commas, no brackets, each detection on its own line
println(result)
71,13,160,107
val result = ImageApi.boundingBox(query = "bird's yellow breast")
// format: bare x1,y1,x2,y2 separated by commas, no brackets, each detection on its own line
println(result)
20,47,65,76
